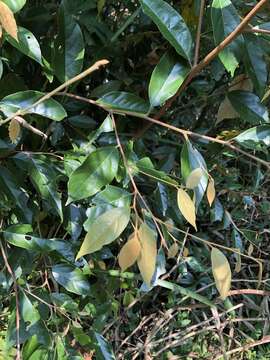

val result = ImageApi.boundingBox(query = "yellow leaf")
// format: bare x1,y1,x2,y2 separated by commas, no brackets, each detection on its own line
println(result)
167,243,179,259
118,233,141,272
248,243,254,256
177,188,197,230
211,248,231,300
185,168,204,189
76,207,130,260
234,253,241,273
8,118,20,143
183,247,189,258
207,178,216,207
137,223,157,286
0,1,18,40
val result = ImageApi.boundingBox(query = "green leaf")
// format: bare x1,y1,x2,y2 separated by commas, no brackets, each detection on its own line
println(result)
228,90,269,124
0,90,67,121
243,33,267,98
0,165,33,223
6,27,42,64
181,141,208,207
149,51,189,107
52,264,90,296
68,146,119,203
76,207,130,259
211,0,244,76
234,125,270,150
95,332,116,360
140,0,193,63
53,4,85,82
97,91,150,114
2,0,26,12
13,153,63,221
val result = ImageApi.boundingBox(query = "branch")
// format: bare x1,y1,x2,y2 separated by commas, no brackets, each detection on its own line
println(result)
245,27,270,35
15,116,47,139
193,0,206,66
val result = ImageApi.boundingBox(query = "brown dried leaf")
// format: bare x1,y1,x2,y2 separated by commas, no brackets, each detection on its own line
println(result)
0,1,18,41
118,233,141,272
211,248,231,300
137,223,157,286
8,118,20,143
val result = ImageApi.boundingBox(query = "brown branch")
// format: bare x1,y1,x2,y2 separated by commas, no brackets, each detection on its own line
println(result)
228,289,270,297
138,0,269,136
15,116,47,139
193,0,206,66
0,240,21,360
245,27,270,35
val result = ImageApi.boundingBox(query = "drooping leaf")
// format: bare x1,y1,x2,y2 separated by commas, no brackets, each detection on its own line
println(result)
211,0,244,76
8,118,20,143
137,223,157,286
94,332,116,360
53,4,85,82
149,51,189,107
97,91,150,114
177,188,197,230
67,147,119,203
76,207,130,259
228,90,269,124
211,248,231,300
0,1,17,40
2,0,26,12
6,27,42,64
181,140,208,207
140,0,193,63
243,33,267,98
52,264,90,296
0,90,67,121
207,178,216,207
118,233,141,272
185,168,204,189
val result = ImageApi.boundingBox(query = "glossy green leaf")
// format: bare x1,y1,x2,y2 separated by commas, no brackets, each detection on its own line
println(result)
53,4,85,82
181,141,208,207
52,264,90,296
95,332,116,360
97,91,150,114
67,146,119,203
13,153,63,221
2,0,26,12
149,51,189,107
6,27,42,64
228,90,269,124
211,0,244,76
140,0,193,63
0,90,67,121
234,125,270,149
76,207,130,259
243,33,267,98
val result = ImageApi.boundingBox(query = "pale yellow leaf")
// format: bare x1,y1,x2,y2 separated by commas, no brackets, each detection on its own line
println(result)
137,223,157,286
76,207,130,260
118,233,141,272
8,118,20,143
234,253,241,273
211,248,231,300
98,261,106,270
247,243,254,256
167,243,179,259
0,1,18,40
185,168,204,189
183,247,189,258
177,188,197,230
207,178,216,207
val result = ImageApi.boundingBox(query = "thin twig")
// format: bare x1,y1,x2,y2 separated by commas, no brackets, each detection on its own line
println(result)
15,116,47,139
193,0,206,66
245,27,270,35
0,240,21,360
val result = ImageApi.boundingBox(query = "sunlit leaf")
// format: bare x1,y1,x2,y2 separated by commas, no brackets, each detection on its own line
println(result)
185,168,204,189
8,118,20,143
137,223,157,286
0,1,17,40
177,188,197,230
167,243,179,259
211,248,231,300
207,178,216,207
118,233,141,271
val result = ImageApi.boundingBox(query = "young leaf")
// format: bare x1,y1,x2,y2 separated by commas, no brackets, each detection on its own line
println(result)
137,223,157,286
67,147,119,203
118,233,141,272
177,188,197,230
140,0,193,63
149,51,189,107
76,207,130,259
207,178,216,207
8,118,20,143
211,248,231,300
185,168,204,189
0,1,17,40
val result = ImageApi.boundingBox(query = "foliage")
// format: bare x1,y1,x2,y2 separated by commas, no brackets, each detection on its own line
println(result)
0,0,270,359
